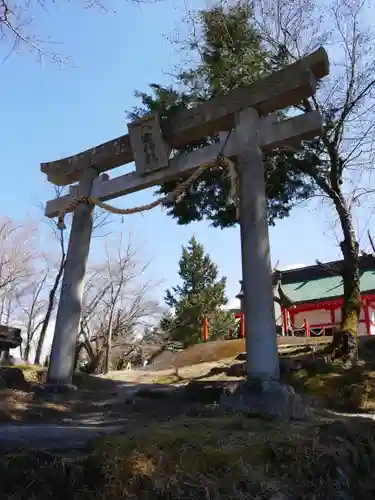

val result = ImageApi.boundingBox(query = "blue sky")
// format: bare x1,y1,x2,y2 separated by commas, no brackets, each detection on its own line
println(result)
1,0,374,309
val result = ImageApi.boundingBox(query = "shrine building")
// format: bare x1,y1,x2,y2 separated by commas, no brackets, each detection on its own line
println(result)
233,255,375,337
276,256,375,336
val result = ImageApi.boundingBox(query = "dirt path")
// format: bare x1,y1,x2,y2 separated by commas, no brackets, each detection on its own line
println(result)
0,381,170,451
0,423,126,451
103,358,237,384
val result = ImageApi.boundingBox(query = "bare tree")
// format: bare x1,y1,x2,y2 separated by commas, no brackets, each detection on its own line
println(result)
0,217,37,348
0,217,36,293
1,0,70,64
15,262,51,362
78,236,160,374
0,217,59,361
33,226,66,365
33,187,114,365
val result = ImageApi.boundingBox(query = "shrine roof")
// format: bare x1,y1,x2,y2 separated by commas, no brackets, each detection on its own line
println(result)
277,255,375,304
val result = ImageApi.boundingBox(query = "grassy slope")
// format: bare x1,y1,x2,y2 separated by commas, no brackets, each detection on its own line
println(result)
2,338,375,499
148,337,331,372
2,413,375,499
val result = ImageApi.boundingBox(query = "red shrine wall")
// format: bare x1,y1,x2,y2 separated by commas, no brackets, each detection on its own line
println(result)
293,309,331,329
285,294,375,336
367,301,375,335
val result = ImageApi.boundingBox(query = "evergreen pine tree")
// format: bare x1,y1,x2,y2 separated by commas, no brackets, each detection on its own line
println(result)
128,2,313,228
161,236,235,346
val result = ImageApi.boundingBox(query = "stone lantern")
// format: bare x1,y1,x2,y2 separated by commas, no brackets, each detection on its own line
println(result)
0,326,22,365
235,280,244,313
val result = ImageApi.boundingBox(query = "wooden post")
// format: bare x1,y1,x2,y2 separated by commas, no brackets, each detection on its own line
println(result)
202,317,208,342
47,168,98,386
235,107,279,381
364,301,371,335
282,307,289,336
304,318,310,337
239,313,245,339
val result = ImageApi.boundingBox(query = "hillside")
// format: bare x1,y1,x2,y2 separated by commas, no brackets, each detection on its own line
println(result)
145,336,331,372
2,337,375,499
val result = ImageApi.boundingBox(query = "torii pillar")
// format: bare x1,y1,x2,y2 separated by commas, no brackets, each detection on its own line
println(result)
236,107,280,380
47,168,98,385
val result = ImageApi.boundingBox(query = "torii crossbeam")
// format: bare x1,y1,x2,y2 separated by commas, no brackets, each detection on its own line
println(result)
41,48,329,386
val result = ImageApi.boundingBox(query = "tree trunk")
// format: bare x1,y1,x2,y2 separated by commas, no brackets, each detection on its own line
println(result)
23,316,33,363
103,314,114,375
34,259,65,365
80,337,103,374
83,352,103,374
331,198,360,365
74,342,84,371
23,342,31,363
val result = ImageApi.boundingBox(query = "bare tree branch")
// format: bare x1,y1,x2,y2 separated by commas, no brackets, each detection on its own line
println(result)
0,0,161,63
78,235,161,373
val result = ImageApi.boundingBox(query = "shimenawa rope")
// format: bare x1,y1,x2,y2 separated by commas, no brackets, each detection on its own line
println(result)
57,132,238,230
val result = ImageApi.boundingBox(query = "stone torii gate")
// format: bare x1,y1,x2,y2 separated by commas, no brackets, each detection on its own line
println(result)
41,48,329,387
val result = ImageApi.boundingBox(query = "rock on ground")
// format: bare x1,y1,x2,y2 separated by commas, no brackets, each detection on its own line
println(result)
220,379,309,420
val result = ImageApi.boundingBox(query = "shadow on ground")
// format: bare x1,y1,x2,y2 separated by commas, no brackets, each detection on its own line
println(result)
3,335,375,425
0,366,189,426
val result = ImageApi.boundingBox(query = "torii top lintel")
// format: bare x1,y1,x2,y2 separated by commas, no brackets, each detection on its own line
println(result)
41,48,329,186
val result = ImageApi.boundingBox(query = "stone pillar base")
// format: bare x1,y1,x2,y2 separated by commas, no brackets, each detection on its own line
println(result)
32,382,78,402
220,379,308,420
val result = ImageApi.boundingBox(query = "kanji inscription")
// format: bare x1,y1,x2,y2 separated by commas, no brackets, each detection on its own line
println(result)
128,114,170,175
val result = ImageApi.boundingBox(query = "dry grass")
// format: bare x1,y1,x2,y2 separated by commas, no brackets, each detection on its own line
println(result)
150,339,247,371
154,361,375,414
149,337,332,372
284,364,375,412
2,341,375,499
151,339,375,414
90,416,296,499
2,413,375,499
153,362,244,385
278,338,375,412
0,365,124,423
90,415,375,499
0,388,70,422
12,364,46,383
